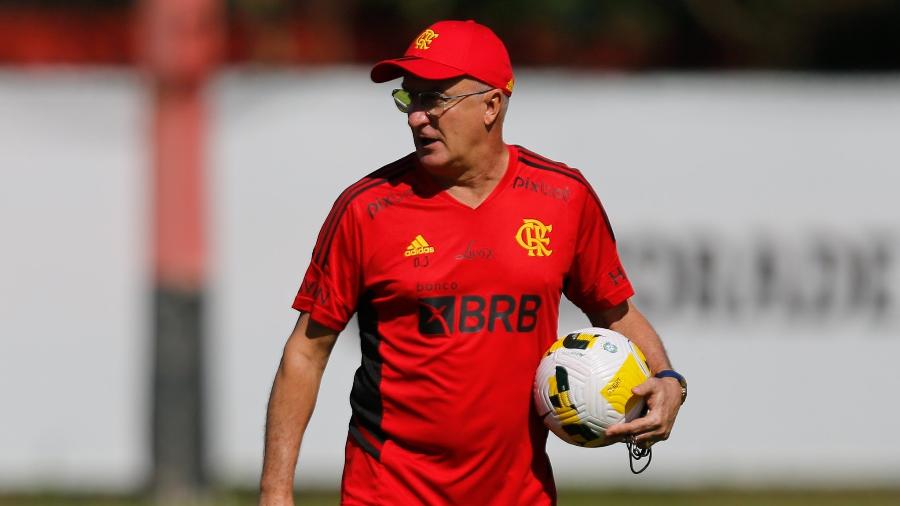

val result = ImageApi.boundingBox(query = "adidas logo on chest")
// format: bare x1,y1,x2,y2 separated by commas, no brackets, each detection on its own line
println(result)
404,234,435,257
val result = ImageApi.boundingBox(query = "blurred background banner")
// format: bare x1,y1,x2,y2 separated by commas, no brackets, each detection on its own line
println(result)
2,0,899,70
1,0,899,500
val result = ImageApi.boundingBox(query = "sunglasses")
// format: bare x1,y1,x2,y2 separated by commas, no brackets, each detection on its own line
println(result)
391,88,493,117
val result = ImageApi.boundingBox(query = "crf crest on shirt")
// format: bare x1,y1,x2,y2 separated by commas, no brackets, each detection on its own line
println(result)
293,144,633,506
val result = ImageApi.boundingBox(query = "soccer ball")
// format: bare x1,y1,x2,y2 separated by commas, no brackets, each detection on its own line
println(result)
534,327,651,448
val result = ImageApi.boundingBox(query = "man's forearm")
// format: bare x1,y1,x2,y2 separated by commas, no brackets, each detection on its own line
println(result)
590,299,672,374
260,315,337,504
590,299,682,445
259,356,321,501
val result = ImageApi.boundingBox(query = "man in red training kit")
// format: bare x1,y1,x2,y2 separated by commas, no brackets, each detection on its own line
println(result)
260,19,686,506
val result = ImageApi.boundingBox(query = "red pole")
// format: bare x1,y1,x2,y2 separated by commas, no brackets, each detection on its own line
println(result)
140,0,223,500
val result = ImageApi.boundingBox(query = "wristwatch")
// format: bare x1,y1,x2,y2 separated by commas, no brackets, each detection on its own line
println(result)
654,369,687,405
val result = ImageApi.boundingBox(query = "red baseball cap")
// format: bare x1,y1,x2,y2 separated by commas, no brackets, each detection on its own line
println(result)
371,20,515,96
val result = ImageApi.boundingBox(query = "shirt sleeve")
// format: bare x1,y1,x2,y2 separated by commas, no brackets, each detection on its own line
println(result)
563,191,634,314
292,200,363,332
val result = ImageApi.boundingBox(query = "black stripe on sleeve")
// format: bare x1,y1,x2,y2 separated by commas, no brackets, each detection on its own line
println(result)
311,157,414,267
517,148,617,243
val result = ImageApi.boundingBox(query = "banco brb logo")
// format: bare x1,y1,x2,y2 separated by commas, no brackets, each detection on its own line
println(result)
516,218,553,257
418,294,542,335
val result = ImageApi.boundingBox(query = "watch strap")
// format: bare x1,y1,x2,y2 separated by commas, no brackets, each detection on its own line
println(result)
654,369,687,404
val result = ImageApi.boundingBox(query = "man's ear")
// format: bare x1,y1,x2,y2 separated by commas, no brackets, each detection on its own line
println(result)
484,90,503,126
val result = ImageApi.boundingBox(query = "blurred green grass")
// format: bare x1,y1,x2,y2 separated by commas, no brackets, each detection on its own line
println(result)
2,490,900,506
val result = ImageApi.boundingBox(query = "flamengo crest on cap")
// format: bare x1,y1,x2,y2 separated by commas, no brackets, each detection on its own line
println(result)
414,29,440,50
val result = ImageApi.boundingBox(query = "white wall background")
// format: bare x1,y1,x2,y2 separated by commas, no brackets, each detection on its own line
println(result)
2,69,899,491
0,71,148,490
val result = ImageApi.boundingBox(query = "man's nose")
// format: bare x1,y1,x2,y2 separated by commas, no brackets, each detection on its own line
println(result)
408,109,431,129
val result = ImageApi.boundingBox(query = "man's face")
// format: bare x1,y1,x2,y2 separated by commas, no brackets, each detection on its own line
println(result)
400,76,491,169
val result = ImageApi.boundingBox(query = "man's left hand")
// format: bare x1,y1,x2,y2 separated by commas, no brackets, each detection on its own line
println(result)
604,376,682,448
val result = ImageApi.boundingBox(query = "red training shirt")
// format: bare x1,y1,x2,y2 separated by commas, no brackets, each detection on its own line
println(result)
293,144,634,505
